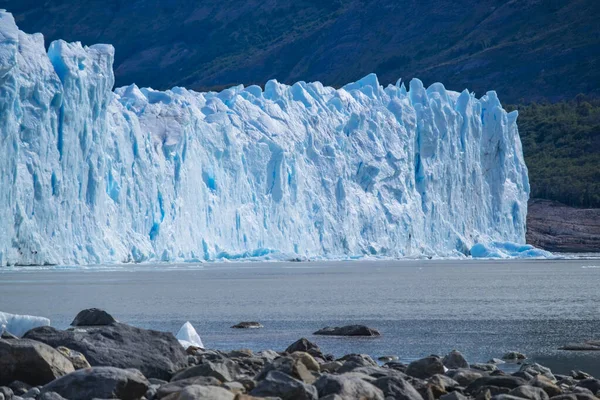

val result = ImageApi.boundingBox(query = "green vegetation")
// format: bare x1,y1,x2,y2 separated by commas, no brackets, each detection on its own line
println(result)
508,95,600,208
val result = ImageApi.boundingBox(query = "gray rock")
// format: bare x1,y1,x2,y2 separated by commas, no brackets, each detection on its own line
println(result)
250,371,317,400
8,381,30,396
338,354,378,367
256,355,317,384
70,308,117,326
1,332,18,340
257,350,280,362
0,392,3,400
430,374,460,391
513,372,535,381
24,323,187,380
0,387,13,400
39,367,149,400
285,338,324,360
443,351,469,369
466,377,528,394
385,361,408,373
56,346,91,370
447,369,485,386
222,381,246,394
571,371,593,380
171,359,244,382
156,376,223,398
576,379,600,395
531,376,562,397
502,352,527,361
406,356,445,379
315,373,384,399
162,384,235,400
321,361,343,373
471,363,499,372
374,376,424,400
231,322,263,329
314,325,381,337
549,395,578,400
489,359,506,365
509,385,550,400
520,364,556,381
441,392,469,400
0,338,74,386
493,395,531,400
21,387,40,399
38,393,67,400
379,356,399,362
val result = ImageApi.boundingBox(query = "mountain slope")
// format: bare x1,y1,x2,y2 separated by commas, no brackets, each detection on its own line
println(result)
3,0,599,102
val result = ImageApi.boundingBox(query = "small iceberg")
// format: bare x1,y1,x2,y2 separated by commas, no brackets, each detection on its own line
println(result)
0,311,50,337
470,241,553,259
176,321,204,349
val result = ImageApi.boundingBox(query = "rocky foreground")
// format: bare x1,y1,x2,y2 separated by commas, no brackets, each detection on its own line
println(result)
1,310,599,400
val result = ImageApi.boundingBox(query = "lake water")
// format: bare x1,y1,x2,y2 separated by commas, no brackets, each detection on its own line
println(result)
2,259,600,375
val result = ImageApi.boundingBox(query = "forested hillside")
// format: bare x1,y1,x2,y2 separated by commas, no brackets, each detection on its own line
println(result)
510,97,600,208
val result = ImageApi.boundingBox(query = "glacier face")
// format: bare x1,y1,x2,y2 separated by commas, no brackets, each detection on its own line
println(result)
0,11,530,266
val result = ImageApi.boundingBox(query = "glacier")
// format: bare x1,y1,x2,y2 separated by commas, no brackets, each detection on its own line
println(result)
0,10,531,266
0,311,50,337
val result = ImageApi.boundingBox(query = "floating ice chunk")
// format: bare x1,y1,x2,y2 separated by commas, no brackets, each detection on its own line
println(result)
0,311,50,337
176,321,204,349
471,241,553,259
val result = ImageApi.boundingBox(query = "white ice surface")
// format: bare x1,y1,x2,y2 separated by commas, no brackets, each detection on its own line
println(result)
0,311,50,337
176,321,204,349
0,11,534,266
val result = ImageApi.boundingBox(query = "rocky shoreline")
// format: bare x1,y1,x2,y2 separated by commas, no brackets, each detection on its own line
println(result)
1,309,599,400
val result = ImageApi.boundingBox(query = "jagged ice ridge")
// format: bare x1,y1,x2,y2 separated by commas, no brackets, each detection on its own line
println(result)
0,10,536,266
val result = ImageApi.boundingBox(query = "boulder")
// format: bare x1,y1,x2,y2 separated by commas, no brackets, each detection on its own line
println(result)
406,356,445,379
0,387,13,400
24,323,187,380
509,385,550,400
441,393,469,400
171,359,245,382
250,371,317,400
315,373,384,400
374,376,424,400
447,369,485,386
314,325,381,337
56,347,90,370
70,308,117,326
39,392,68,400
519,364,556,381
256,354,317,384
156,376,223,398
443,351,469,369
162,384,235,400
430,374,460,392
338,354,378,368
285,338,324,360
0,338,74,386
471,363,499,372
231,322,263,329
576,379,600,395
8,380,31,395
39,367,149,400
466,377,528,394
321,361,343,373
531,376,562,397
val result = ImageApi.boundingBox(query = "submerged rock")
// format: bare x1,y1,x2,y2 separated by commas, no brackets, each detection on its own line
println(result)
314,325,381,337
231,322,264,329
0,338,74,386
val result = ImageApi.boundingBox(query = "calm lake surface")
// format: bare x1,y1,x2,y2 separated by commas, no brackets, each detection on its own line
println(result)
2,259,600,375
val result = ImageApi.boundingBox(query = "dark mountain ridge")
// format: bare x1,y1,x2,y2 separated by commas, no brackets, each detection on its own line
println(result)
3,0,599,103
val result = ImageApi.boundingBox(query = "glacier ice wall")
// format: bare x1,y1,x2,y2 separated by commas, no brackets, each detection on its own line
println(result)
0,11,529,266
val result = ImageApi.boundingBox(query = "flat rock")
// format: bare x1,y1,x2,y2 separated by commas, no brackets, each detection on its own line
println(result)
0,338,74,386
315,373,384,400
24,323,187,380
39,367,149,400
70,308,117,326
231,322,263,329
406,356,445,379
509,385,550,400
250,370,317,400
314,325,381,337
